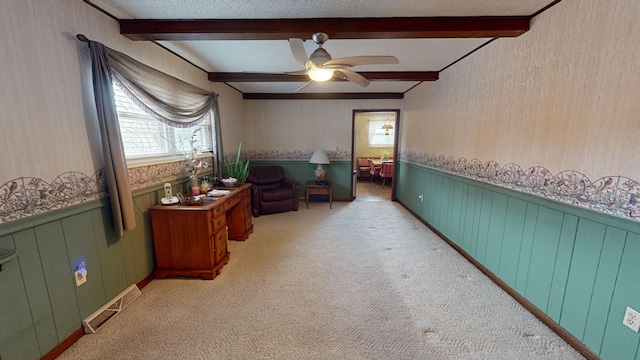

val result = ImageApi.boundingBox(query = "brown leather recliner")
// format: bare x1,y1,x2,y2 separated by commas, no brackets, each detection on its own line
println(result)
246,166,300,217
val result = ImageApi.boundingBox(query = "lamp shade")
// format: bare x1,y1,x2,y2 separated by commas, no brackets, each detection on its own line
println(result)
309,149,330,164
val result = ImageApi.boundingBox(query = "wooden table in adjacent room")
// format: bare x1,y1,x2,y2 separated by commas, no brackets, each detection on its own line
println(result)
306,180,332,209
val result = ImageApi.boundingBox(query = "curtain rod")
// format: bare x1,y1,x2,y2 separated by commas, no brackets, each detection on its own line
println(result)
76,34,90,42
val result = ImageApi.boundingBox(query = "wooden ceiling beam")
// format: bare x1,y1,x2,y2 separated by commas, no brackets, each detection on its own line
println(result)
120,17,530,41
208,71,439,82
243,92,404,100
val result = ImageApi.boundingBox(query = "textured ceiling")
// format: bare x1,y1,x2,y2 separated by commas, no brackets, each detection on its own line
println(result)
90,0,551,19
87,0,557,97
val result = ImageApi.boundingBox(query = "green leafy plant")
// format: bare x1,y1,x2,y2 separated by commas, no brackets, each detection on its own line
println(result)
380,150,392,160
223,142,250,185
198,174,216,191
198,174,216,184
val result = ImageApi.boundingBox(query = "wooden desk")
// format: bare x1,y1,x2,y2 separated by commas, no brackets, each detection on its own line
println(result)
149,184,253,280
306,181,332,209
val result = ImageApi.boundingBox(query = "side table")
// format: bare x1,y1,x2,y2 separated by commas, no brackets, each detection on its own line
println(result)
306,181,332,209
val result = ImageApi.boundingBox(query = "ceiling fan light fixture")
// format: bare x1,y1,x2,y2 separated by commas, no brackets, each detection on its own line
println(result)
308,68,334,82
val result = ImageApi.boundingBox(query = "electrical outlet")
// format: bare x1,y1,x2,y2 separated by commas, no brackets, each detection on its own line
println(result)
74,261,87,287
418,194,424,202
75,270,87,286
623,306,640,332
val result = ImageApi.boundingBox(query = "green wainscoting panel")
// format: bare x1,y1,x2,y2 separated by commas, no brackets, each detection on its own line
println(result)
470,185,485,259
460,184,479,255
62,212,108,320
514,203,539,295
582,226,626,354
546,214,579,322
498,198,527,288
560,219,608,339
429,174,443,231
91,208,128,301
0,235,41,360
484,193,508,274
419,167,429,218
395,160,409,202
447,180,466,243
396,161,640,359
34,222,82,342
524,206,564,312
475,189,494,263
599,232,640,360
129,192,157,281
0,182,170,359
119,215,139,287
250,160,352,200
13,229,58,355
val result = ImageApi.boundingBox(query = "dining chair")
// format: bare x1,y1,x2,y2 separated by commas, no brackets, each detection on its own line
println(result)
379,162,394,188
357,157,370,180
367,158,381,184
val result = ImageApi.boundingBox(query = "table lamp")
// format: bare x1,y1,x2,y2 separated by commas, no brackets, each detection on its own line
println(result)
309,149,330,182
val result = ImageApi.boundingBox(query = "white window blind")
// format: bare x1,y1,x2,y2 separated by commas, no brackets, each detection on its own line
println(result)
112,83,213,164
368,120,395,147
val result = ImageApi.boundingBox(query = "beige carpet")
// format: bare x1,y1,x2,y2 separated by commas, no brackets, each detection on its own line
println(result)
58,186,584,359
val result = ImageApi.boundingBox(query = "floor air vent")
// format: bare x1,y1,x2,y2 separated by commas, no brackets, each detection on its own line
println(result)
82,284,142,334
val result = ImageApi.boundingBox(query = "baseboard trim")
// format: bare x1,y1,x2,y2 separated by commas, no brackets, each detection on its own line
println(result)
398,200,600,360
41,327,84,360
137,273,154,290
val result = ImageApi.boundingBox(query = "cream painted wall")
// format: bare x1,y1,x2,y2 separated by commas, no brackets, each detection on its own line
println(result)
354,112,394,158
0,0,244,185
243,99,401,155
401,0,640,181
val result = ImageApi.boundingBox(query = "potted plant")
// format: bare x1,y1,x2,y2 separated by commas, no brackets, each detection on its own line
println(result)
223,142,250,186
183,128,210,194
198,174,216,192
380,150,391,161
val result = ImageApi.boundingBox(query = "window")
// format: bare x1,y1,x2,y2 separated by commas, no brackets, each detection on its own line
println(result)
112,83,213,165
368,120,395,147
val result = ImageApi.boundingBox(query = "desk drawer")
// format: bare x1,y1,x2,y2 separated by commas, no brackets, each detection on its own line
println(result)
211,212,227,233
224,192,242,210
214,228,227,264
211,205,224,218
213,227,226,248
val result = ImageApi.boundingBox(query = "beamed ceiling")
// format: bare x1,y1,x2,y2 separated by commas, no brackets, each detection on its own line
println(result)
86,0,560,99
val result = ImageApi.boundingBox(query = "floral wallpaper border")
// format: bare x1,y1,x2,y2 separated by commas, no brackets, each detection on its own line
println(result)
0,170,108,223
400,151,640,222
242,149,351,161
128,157,213,191
0,158,214,224
5,150,637,224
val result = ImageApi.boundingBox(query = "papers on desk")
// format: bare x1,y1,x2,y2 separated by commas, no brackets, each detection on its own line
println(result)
208,189,231,197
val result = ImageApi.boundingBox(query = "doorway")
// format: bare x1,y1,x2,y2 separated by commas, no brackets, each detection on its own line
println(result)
351,109,400,201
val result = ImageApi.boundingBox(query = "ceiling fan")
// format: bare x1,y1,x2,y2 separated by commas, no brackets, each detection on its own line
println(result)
287,32,399,91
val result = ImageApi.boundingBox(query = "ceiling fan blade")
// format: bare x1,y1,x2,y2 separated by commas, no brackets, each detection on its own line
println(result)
334,69,370,87
323,56,399,67
295,81,314,92
289,38,308,67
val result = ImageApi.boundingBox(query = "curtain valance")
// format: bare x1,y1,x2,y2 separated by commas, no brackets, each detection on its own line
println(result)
107,47,214,128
